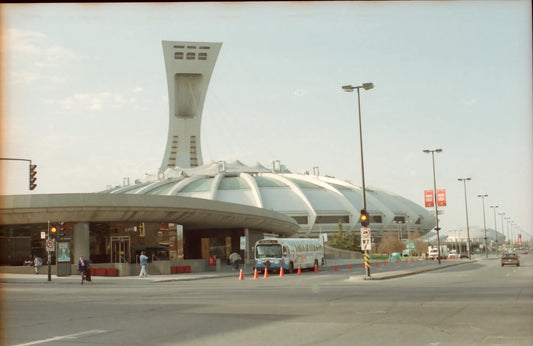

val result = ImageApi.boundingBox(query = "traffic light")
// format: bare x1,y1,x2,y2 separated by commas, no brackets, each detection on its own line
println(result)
360,209,370,228
59,222,66,237
29,164,37,190
50,223,58,239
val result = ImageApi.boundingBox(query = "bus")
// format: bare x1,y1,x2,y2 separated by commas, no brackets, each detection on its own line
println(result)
254,238,325,273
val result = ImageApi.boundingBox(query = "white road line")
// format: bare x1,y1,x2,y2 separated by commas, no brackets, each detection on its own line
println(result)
13,329,109,346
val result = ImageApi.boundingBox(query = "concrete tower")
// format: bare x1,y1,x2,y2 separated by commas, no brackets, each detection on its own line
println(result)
159,41,222,174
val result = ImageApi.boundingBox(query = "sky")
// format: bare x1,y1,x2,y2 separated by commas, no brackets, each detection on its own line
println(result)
1,1,532,240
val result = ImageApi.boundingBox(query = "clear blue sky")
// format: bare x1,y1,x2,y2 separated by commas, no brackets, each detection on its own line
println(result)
1,1,531,239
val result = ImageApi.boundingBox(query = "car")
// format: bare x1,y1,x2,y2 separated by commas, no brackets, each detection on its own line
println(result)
501,252,520,267
459,252,470,259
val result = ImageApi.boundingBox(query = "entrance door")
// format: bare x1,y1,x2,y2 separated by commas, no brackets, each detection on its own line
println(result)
110,236,130,263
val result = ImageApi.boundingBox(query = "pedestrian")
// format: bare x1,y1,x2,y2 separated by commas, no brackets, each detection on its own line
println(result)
33,256,43,274
78,256,90,285
139,251,148,278
229,251,241,272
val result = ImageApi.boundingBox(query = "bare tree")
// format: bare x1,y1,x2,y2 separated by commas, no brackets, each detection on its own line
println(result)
377,230,404,256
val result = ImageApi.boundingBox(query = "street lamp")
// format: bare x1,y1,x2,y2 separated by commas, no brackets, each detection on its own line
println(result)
499,212,506,250
490,205,499,255
477,194,488,259
423,148,443,264
342,82,374,278
342,82,374,209
458,178,472,260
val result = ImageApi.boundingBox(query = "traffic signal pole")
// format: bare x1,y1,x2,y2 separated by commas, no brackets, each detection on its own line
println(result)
47,221,52,282
0,157,37,190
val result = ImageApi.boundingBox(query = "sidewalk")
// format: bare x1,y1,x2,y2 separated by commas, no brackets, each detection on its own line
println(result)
0,258,477,284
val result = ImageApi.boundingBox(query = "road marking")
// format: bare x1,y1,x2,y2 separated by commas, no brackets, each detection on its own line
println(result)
13,329,109,346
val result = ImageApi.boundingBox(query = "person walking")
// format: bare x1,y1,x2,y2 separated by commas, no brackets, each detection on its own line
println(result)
139,251,148,278
229,251,241,272
33,256,42,274
77,256,90,285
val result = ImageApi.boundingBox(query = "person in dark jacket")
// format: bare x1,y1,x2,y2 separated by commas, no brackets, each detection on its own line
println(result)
77,256,91,285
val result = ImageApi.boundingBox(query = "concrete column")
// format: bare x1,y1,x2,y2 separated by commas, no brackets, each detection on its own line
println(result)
73,222,90,262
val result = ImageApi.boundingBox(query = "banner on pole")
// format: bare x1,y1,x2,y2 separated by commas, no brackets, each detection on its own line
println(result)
424,190,434,207
437,189,447,206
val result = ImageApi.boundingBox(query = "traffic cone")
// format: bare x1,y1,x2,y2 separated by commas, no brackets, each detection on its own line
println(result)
264,268,268,278
334,265,338,272
297,266,301,275
314,265,318,273
416,258,419,262
347,264,352,270
383,260,387,266
395,259,399,264
405,259,408,263
375,262,378,267
411,258,414,263
253,268,258,279
238,268,244,280
280,267,284,277
363,262,366,268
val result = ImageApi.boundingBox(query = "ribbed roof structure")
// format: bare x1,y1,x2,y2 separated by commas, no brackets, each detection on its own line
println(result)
103,160,436,238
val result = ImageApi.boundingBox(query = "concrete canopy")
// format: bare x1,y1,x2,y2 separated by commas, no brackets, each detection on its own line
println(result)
0,194,299,235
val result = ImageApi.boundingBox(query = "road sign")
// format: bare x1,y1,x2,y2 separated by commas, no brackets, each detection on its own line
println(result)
361,238,371,251
361,227,371,239
46,239,55,252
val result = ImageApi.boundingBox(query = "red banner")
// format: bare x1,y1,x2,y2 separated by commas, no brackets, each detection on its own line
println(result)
437,189,447,206
424,190,434,207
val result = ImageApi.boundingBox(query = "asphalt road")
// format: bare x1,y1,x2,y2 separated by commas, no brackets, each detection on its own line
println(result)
2,256,532,346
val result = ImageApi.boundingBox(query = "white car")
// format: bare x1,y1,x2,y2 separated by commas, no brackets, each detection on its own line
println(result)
448,250,458,259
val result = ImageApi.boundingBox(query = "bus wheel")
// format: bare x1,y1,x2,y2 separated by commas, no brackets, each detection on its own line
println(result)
289,262,294,274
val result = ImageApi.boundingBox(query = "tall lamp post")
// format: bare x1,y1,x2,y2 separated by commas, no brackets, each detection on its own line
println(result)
477,194,488,259
499,212,506,250
490,205,499,255
423,148,443,264
458,178,472,260
342,82,374,278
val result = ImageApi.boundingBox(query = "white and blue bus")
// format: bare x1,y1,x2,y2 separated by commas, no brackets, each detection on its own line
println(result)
254,238,325,273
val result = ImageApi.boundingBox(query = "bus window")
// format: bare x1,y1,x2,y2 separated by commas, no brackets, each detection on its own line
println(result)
256,244,282,258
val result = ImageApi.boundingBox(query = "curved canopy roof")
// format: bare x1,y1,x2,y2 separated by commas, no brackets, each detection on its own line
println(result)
103,161,436,238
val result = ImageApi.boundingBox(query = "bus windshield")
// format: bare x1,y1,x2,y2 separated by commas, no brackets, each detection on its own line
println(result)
256,244,282,258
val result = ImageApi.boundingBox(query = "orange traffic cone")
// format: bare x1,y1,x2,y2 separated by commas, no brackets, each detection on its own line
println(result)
363,262,366,268
238,268,244,280
253,268,258,279
416,258,419,262
383,261,387,266
334,265,338,272
264,268,268,278
314,265,318,273
297,266,302,275
395,259,399,264
375,262,378,267
406,259,409,263
347,264,352,270
280,267,284,277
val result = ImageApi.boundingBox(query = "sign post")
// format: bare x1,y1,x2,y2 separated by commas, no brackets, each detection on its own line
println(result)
361,227,371,272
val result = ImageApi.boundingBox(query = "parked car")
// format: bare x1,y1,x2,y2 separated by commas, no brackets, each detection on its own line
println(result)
459,252,470,259
501,252,520,267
